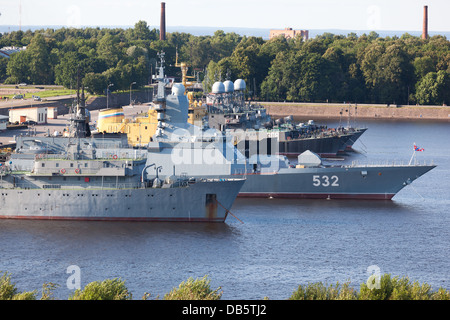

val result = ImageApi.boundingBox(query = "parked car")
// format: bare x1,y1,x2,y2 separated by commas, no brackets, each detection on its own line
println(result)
22,120,37,125
13,94,24,99
32,95,41,101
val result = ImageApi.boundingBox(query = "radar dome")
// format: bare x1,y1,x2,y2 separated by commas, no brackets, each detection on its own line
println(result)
234,79,246,91
223,80,234,93
212,81,225,94
171,83,185,95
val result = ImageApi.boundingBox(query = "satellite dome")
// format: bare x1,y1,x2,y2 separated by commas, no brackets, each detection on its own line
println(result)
234,79,246,91
171,83,185,95
223,80,234,93
212,81,225,94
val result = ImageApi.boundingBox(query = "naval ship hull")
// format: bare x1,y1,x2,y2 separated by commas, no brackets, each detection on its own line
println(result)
0,179,244,222
217,165,435,200
277,134,352,158
340,128,368,153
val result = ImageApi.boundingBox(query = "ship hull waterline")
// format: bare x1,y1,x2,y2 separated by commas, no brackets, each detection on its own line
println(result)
0,179,245,222
216,165,435,200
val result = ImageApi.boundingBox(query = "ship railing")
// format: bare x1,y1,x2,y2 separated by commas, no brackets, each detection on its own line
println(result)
0,182,144,190
347,159,434,167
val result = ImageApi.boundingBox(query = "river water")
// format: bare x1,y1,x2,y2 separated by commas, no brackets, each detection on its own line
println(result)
0,119,449,300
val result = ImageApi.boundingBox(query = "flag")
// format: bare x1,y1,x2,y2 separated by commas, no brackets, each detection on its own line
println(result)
414,144,424,152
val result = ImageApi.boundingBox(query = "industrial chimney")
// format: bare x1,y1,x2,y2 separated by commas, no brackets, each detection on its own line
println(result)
160,2,166,41
422,5,428,40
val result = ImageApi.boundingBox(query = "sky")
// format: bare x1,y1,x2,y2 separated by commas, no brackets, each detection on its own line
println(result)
0,0,449,32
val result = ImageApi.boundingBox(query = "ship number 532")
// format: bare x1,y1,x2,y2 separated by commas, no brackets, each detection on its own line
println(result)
312,175,339,187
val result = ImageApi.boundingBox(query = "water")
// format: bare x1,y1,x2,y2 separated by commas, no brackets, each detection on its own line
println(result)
0,120,449,300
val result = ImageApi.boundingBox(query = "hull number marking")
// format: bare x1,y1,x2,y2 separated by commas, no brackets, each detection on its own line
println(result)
313,175,339,187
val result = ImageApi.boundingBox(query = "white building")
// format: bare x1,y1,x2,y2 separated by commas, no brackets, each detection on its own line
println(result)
9,106,48,124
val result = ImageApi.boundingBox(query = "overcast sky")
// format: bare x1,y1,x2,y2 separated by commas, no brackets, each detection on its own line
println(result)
0,0,449,32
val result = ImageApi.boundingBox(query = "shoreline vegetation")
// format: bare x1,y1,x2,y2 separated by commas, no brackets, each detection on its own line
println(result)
1,22,450,107
1,272,449,300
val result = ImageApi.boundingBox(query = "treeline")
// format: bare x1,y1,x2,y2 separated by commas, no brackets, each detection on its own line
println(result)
1,22,450,105
1,272,449,300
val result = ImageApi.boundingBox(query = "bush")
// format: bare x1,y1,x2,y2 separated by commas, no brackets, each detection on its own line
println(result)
289,281,357,300
69,278,132,300
163,275,222,300
0,271,37,300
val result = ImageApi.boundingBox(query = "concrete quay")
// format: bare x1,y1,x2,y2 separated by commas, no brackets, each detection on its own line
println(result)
260,102,450,121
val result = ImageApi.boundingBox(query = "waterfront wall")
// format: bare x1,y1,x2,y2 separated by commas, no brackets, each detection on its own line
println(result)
260,102,450,121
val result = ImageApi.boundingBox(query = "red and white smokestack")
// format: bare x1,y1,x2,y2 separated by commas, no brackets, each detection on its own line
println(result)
422,5,428,40
160,2,166,41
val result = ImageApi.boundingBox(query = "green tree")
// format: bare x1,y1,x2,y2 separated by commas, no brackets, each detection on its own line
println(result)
5,51,31,84
26,33,55,84
69,278,131,300
97,33,122,68
413,56,435,80
163,275,222,300
54,51,83,88
415,70,450,105
0,271,37,300
83,72,108,95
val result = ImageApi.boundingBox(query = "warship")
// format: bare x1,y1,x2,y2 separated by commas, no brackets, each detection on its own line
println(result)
144,52,435,200
201,79,367,157
0,73,244,222
93,56,366,157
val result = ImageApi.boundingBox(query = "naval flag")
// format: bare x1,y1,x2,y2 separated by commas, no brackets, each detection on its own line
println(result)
414,144,424,152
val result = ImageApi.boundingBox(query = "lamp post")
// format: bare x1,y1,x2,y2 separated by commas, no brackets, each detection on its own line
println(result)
106,83,114,109
130,81,136,106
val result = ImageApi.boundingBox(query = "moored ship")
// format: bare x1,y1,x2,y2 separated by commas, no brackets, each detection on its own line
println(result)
144,53,435,200
1,71,244,222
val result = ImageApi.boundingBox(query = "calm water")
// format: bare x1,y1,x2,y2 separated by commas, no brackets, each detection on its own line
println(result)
0,119,449,300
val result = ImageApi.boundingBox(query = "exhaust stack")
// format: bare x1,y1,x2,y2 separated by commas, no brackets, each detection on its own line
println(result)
422,5,428,40
160,2,166,41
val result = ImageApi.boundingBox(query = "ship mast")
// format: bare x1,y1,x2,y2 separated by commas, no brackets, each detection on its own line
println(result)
68,67,89,138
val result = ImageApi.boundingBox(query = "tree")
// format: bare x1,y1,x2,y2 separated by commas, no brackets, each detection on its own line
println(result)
54,51,82,88
415,70,450,105
83,72,107,95
5,51,31,84
69,278,132,300
26,33,54,84
413,56,435,80
163,276,222,300
97,33,122,68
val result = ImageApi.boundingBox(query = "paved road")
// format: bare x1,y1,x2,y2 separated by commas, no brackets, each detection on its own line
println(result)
0,94,77,110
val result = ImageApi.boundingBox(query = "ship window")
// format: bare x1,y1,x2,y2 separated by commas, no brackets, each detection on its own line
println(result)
41,163,45,167
84,163,88,167
56,163,59,167
70,163,74,168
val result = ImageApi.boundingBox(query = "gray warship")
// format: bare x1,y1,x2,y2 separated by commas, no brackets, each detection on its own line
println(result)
145,53,435,200
202,79,367,157
0,76,244,222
